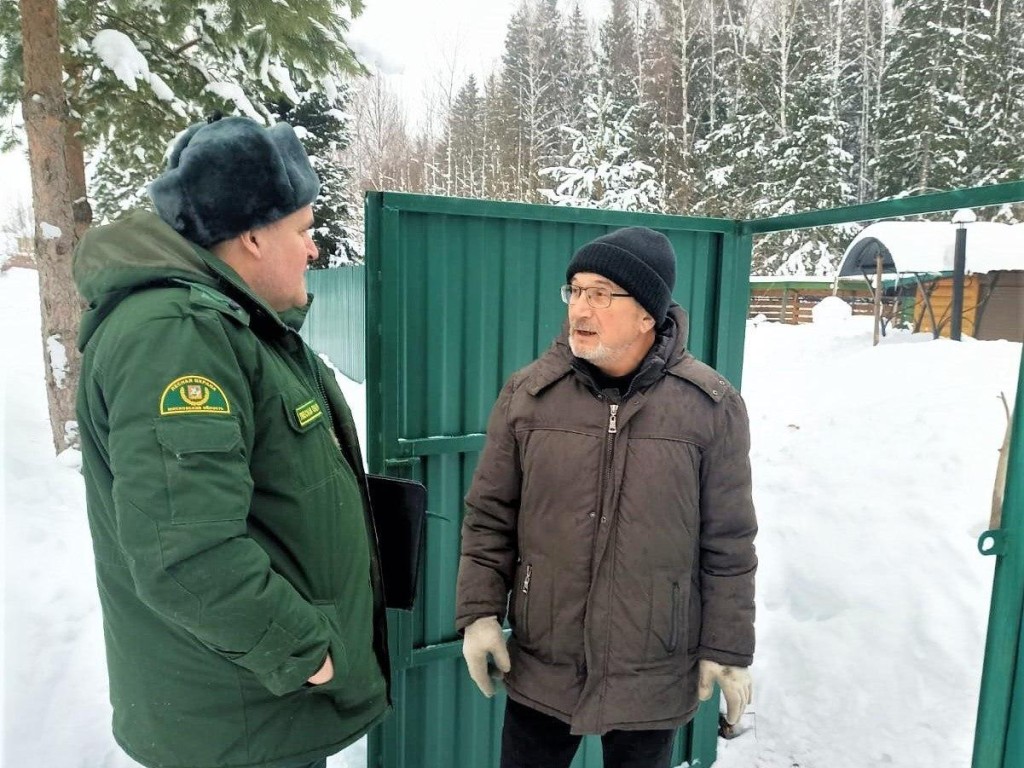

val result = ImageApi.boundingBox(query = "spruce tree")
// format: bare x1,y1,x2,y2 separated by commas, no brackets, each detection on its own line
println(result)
642,0,713,212
497,1,534,198
971,0,1024,192
279,89,360,267
693,7,774,219
753,0,856,275
562,2,597,145
598,0,641,123
875,0,990,197
440,75,485,197
632,4,665,205
481,73,507,199
0,0,364,222
539,91,662,212
533,0,568,170
839,0,888,202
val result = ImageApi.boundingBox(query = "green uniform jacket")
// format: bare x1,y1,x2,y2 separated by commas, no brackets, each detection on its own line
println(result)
73,211,391,768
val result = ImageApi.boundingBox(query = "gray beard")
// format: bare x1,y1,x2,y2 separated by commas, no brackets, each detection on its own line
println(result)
569,337,613,365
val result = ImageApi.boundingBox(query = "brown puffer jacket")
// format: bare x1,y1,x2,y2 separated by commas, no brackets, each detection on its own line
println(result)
455,306,757,735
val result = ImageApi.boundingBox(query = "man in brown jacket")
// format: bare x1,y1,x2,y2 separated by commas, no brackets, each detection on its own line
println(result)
455,226,757,768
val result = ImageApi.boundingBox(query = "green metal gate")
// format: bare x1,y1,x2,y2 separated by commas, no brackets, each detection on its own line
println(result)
354,180,1024,768
974,347,1024,768
362,193,754,768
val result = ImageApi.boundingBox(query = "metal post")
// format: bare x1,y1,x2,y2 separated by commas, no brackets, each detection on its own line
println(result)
951,226,967,341
872,251,883,346
950,208,976,341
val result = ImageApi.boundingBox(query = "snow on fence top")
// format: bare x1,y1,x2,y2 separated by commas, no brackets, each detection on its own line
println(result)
838,221,1024,277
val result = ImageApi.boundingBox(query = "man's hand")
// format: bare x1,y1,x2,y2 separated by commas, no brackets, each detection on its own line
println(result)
462,616,511,697
698,660,752,725
307,654,334,685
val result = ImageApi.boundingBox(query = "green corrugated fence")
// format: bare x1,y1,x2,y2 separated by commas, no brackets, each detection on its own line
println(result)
302,265,366,382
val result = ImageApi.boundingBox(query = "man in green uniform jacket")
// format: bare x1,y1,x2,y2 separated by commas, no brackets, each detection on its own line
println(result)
73,116,390,768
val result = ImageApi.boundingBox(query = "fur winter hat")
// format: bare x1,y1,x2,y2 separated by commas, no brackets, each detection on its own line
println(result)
566,226,677,325
149,115,320,248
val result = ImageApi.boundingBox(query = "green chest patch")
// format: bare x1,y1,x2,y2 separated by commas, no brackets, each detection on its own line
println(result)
160,375,231,415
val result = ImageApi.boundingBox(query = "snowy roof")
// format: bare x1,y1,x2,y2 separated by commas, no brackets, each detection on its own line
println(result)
837,221,1024,277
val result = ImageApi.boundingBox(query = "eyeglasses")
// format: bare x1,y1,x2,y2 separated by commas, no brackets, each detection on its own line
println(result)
560,284,631,308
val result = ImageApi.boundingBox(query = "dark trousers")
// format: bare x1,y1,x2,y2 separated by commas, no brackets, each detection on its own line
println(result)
500,698,676,768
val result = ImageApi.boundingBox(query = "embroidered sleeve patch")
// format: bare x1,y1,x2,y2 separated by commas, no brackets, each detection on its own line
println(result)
160,375,231,416
295,399,323,427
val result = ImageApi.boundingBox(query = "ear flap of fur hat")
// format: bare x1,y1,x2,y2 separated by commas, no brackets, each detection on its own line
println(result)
148,116,320,248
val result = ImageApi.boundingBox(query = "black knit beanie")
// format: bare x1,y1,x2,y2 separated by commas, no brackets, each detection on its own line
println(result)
149,115,320,248
566,226,677,325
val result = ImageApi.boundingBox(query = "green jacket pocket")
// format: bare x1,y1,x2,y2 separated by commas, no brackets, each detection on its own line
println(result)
154,416,251,524
279,392,341,492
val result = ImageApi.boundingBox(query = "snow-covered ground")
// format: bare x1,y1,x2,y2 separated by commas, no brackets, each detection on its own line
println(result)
3,266,1020,767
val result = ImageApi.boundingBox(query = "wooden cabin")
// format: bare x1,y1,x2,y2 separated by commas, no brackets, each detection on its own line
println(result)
836,221,1024,342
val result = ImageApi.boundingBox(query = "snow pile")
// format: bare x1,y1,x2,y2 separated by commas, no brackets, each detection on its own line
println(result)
3,266,1020,768
811,294,852,324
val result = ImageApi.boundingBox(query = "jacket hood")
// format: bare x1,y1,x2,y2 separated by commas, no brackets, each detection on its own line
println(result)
74,211,221,349
74,210,301,350
74,211,218,302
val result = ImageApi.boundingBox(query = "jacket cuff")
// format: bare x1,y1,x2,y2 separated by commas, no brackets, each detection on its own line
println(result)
233,616,331,696
697,646,753,668
454,606,505,635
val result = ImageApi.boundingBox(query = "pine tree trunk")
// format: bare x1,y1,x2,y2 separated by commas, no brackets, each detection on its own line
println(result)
20,0,86,453
66,118,93,239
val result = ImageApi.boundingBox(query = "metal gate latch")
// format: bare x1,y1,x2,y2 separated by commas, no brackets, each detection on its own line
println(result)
977,529,1008,557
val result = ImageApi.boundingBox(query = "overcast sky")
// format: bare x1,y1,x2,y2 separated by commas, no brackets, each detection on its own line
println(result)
348,1,519,131
349,0,608,128
0,0,610,216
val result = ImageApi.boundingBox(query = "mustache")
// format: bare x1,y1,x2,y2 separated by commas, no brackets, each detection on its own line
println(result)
570,323,597,333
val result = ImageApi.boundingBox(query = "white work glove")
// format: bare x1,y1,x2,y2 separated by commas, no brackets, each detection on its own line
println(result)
698,659,752,725
462,616,511,698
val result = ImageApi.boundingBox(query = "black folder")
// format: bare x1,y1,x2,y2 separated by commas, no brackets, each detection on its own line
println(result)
366,474,427,611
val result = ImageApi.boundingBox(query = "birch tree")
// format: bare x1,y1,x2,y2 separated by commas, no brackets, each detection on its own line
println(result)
346,76,412,192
